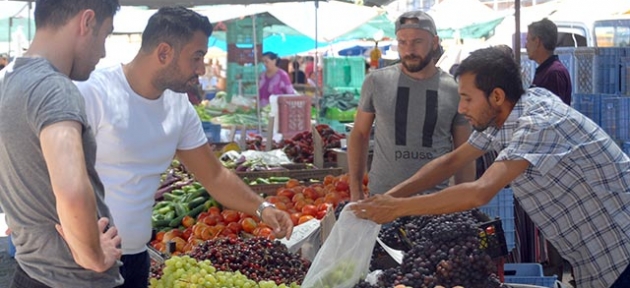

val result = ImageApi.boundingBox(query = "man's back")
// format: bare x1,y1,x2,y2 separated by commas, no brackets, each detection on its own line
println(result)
532,55,572,105
0,58,122,287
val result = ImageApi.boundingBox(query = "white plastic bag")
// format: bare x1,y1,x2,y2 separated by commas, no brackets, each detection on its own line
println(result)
301,204,381,288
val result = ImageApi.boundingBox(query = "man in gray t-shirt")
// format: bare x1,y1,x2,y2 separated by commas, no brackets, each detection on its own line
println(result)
349,10,475,200
0,1,123,287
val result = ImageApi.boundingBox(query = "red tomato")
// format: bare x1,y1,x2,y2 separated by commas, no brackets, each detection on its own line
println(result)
301,204,318,217
335,181,349,192
292,193,305,203
302,187,318,200
316,209,327,220
290,212,302,226
241,217,258,234
208,206,221,216
255,227,274,239
298,215,315,225
277,188,295,199
221,210,240,223
317,203,330,212
226,222,242,234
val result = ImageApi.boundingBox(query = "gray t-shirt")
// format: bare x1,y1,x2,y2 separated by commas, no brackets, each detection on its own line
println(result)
359,65,467,195
0,58,123,287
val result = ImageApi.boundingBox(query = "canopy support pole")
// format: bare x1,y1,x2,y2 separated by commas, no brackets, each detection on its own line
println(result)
314,0,320,124
252,14,262,135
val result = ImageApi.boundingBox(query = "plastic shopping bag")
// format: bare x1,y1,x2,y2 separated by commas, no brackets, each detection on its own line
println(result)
301,204,381,288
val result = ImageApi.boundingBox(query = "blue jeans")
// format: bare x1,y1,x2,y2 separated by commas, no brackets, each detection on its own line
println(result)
117,251,150,288
610,264,630,288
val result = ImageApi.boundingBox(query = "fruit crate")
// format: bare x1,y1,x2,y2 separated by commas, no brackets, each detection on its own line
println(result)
556,47,576,93
201,121,221,143
520,58,537,89
323,57,366,89
226,17,263,45
479,188,515,252
601,96,630,142
237,164,343,182
503,263,557,288
574,47,599,94
572,93,602,125
248,183,286,196
478,218,509,259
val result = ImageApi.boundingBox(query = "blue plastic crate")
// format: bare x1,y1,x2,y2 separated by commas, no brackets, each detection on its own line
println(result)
623,142,630,156
504,263,557,288
622,57,630,96
479,187,515,252
202,121,222,143
600,96,630,142
572,93,602,125
574,47,599,94
556,48,576,92
595,48,625,94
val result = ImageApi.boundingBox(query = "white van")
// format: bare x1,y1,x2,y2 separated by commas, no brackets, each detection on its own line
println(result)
553,14,630,47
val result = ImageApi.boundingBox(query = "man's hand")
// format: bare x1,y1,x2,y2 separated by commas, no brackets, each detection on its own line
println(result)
351,194,403,224
349,185,368,202
56,217,122,273
260,208,293,240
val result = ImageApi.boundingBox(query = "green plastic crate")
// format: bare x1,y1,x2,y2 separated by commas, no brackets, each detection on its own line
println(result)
325,107,357,122
226,17,263,45
323,57,366,89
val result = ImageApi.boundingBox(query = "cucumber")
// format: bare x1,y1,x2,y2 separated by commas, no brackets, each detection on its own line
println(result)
269,176,290,183
187,202,207,218
152,218,171,228
188,188,208,200
187,196,207,209
162,193,181,202
174,202,188,217
153,201,170,210
156,203,173,215
256,178,271,185
169,214,186,228
192,182,203,189
163,210,175,222
171,189,185,196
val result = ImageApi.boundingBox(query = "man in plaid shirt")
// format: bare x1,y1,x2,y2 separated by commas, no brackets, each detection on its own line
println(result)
352,46,630,287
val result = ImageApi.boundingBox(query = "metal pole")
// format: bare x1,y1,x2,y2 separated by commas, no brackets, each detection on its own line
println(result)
8,17,12,59
28,1,32,41
314,0,320,123
514,0,521,64
252,14,262,134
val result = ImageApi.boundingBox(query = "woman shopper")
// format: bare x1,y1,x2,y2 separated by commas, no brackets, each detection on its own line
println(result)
258,52,296,107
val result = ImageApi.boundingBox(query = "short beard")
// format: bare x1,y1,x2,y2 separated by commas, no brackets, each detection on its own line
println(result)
402,48,436,73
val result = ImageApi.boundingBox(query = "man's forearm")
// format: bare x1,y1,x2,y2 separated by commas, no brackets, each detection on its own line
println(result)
56,187,106,271
398,182,489,216
454,160,477,184
347,130,370,198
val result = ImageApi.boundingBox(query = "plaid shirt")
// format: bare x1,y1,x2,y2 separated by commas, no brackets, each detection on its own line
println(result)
469,88,630,287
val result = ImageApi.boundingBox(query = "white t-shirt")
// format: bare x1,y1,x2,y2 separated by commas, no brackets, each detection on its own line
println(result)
75,65,207,254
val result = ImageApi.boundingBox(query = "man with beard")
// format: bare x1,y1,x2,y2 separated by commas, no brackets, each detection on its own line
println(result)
352,46,630,288
348,10,475,201
75,7,293,287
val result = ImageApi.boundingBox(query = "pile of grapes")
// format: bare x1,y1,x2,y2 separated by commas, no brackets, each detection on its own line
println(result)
187,237,310,285
149,255,300,288
360,210,502,288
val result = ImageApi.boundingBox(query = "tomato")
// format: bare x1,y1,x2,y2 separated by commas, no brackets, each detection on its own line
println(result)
221,210,240,223
203,214,222,226
316,209,327,220
298,215,315,225
181,215,196,228
277,188,295,199
485,225,496,235
285,179,300,188
324,193,341,207
301,204,318,217
255,227,275,239
302,187,318,200
276,195,292,204
196,211,210,221
266,196,281,204
241,217,258,234
290,212,302,226
292,193,305,203
155,231,165,242
274,201,288,211
162,229,183,244
208,206,221,216
199,227,213,240
313,197,325,206
317,203,330,212
292,185,305,194
294,200,307,211
335,181,349,192
314,186,326,198
226,222,242,234
171,236,187,252
323,175,335,185
181,227,193,240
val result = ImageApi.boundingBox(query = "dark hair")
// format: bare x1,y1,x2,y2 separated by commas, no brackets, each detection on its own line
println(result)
291,61,299,70
455,47,525,104
141,6,213,52
262,52,279,65
35,0,120,29
528,18,558,51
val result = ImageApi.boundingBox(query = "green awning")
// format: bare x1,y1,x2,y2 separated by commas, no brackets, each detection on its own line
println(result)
438,16,505,39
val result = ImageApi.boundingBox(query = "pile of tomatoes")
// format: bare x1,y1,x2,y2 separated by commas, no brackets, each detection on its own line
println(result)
150,173,365,255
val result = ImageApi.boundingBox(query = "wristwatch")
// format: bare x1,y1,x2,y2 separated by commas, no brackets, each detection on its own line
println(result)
256,201,277,219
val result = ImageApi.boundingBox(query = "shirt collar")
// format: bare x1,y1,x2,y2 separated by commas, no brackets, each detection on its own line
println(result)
535,55,559,73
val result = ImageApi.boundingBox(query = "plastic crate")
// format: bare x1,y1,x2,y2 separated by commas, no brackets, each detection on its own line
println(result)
201,121,221,143
226,17,263,45
623,142,630,156
276,95,312,139
520,58,537,89
478,218,509,259
325,107,357,122
600,96,630,142
319,118,350,134
556,47,576,93
8,235,15,257
574,47,599,94
479,188,515,252
572,93,602,125
622,57,630,96
323,57,366,89
503,263,557,288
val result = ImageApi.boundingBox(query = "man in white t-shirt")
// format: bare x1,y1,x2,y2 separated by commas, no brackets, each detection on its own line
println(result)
75,7,293,288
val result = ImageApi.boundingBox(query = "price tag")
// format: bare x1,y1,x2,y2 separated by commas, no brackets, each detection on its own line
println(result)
279,218,320,251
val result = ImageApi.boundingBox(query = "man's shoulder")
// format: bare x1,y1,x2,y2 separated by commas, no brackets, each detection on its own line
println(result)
366,65,400,81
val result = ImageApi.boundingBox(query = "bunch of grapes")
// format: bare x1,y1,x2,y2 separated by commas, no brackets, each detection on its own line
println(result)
362,210,501,288
188,237,310,285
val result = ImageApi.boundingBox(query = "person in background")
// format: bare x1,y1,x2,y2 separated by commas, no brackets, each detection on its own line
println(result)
75,7,293,288
290,60,307,84
258,52,296,107
526,17,574,280
0,0,123,287
0,54,8,70
348,10,476,202
352,46,630,288
526,18,572,105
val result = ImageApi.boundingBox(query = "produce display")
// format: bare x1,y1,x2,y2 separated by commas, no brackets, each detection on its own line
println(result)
356,211,502,288
282,124,344,163
150,255,300,288
188,237,310,285
155,160,195,200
